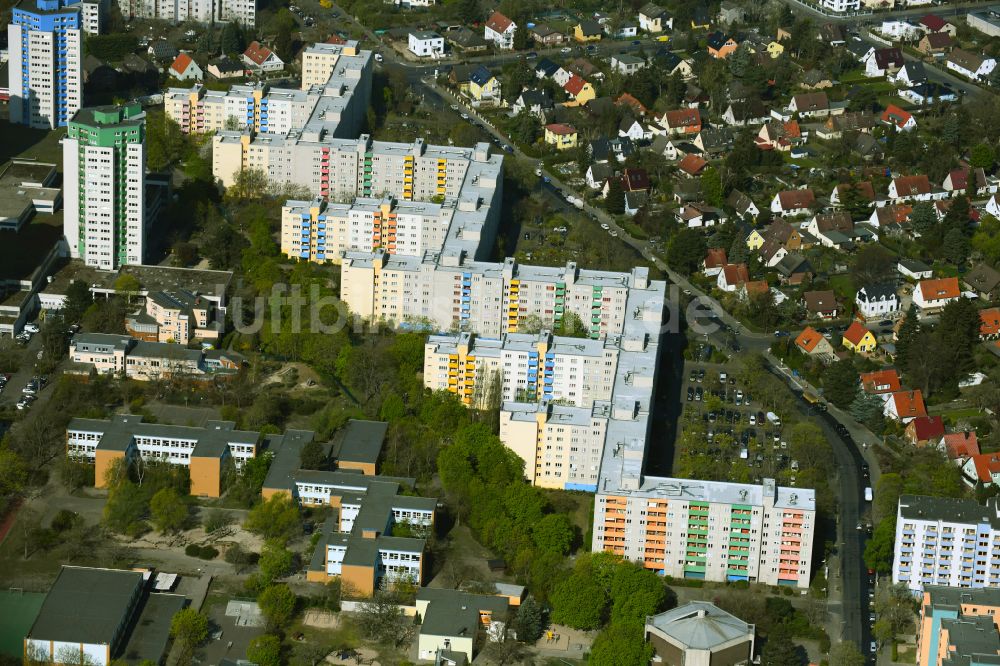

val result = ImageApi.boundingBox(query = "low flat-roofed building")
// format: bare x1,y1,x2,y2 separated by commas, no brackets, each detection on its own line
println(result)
645,602,755,666
415,588,509,662
68,333,244,382
0,160,61,232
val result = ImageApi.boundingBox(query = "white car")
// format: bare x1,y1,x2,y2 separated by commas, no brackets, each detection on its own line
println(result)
24,323,39,333
560,47,571,54
600,223,609,230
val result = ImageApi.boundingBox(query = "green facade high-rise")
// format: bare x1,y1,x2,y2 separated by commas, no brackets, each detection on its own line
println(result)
63,103,146,270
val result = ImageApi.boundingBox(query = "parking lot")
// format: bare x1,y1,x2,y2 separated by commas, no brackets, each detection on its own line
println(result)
678,360,799,487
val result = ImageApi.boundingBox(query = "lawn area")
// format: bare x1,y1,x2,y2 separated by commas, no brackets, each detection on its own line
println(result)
829,273,856,302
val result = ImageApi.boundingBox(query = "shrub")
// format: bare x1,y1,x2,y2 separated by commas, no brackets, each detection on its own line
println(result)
185,544,201,557
198,545,219,560
51,509,80,533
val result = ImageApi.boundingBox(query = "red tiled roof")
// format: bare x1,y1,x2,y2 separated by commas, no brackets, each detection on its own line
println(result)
918,277,960,301
622,168,650,192
326,34,348,45
795,326,825,353
893,174,930,196
891,390,927,420
743,280,769,297
564,74,588,96
545,123,577,135
843,321,872,346
777,189,815,210
923,32,953,48
171,52,194,74
920,14,947,31
721,263,750,286
704,248,728,269
615,93,648,115
243,41,275,66
881,104,914,129
836,182,875,202
943,431,979,460
908,415,944,442
663,108,701,129
972,452,1000,482
678,153,708,176
980,307,1000,337
860,369,901,394
486,11,514,33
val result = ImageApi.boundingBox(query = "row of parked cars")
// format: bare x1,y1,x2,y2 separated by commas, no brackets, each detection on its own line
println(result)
16,375,47,410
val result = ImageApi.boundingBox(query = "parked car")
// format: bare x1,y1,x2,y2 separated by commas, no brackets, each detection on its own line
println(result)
24,322,39,334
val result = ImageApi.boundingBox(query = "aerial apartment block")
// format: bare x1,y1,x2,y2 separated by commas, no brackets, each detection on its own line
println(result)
7,0,82,129
117,0,255,26
893,495,1000,593
66,414,261,496
916,586,1000,666
125,289,220,344
63,104,146,270
69,332,243,381
592,478,816,587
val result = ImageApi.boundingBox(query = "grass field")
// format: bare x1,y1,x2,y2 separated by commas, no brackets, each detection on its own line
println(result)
0,589,46,657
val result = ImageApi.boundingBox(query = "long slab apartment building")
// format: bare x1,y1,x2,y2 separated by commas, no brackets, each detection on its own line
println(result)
893,494,1000,593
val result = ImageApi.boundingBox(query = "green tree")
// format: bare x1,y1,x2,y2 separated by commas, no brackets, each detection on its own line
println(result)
864,520,896,574
170,608,208,661
605,177,626,215
103,480,148,534
943,228,970,265
588,622,654,666
150,487,187,533
761,628,801,666
550,572,607,629
220,21,245,55
508,110,541,145
298,439,326,470
246,634,282,666
824,359,859,408
258,539,295,583
895,304,920,371
244,494,301,542
829,641,866,666
910,202,937,237
532,513,574,556
0,449,27,499
971,142,996,169
512,596,545,643
608,563,668,624
63,280,94,324
667,228,708,274
114,274,141,305
700,167,724,206
258,584,297,629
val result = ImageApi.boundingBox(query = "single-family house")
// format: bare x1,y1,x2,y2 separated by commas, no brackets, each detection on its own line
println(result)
900,82,958,104
535,58,560,79
856,284,901,319
963,264,1000,300
771,189,816,216
242,41,284,72
842,321,877,353
898,259,933,280
727,190,759,219
654,50,695,79
942,431,979,463
543,124,578,150
416,588,509,663
586,163,616,190
945,48,997,81
888,175,938,202
718,1,745,26
756,120,803,151
964,453,1000,487
795,326,836,361
919,14,957,36
884,389,928,423
677,202,726,228
207,56,243,80
863,47,904,77
408,31,445,58
616,93,649,117
703,248,728,276
530,24,566,47
987,194,1000,219
890,62,928,87
917,32,953,55
511,89,553,120
746,228,766,251
905,415,945,447
618,118,650,142
574,20,604,42
484,11,517,50
880,105,917,131
717,263,750,291
830,181,876,208
788,92,831,118
677,154,708,178
660,108,702,135
803,290,839,319
913,276,961,312
690,5,711,30
860,368,901,394
943,168,989,195
707,31,739,58
638,3,673,32
800,69,834,90
169,53,202,81
611,54,646,75
563,75,596,106
449,27,489,52
807,211,853,242
589,136,634,163
605,22,638,39
758,239,788,268
468,66,501,102
722,99,769,126
980,307,1000,339
819,23,846,46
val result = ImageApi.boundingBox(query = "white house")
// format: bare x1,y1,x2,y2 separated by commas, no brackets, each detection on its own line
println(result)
913,277,961,312
899,82,958,105
986,194,1000,219
898,259,933,280
619,118,650,142
884,390,926,423
820,0,860,12
879,19,920,41
945,48,997,81
676,203,726,228
717,264,750,292
408,31,445,58
169,53,203,81
611,54,647,75
638,3,672,32
242,41,284,72
484,11,517,50
771,190,816,216
890,62,927,87
863,47,904,77
855,284,901,319
552,68,572,87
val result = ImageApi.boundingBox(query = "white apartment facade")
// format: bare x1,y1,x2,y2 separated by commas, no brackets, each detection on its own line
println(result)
408,31,444,58
117,0,255,26
593,478,816,587
893,495,1000,593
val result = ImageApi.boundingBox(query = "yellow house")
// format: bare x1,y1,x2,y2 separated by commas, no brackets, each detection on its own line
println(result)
468,66,501,102
544,123,579,150
842,321,877,353
574,20,603,42
746,228,766,250
563,74,596,106
766,41,784,58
